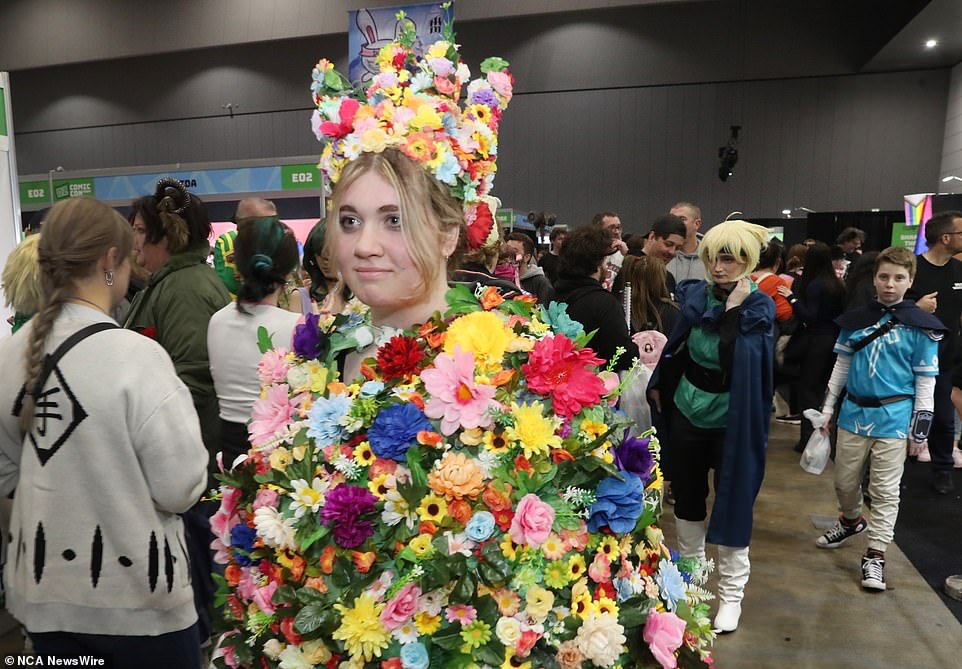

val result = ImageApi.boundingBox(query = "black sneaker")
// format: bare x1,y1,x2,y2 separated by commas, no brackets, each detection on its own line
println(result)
934,470,955,495
775,414,802,425
815,516,868,549
861,553,886,591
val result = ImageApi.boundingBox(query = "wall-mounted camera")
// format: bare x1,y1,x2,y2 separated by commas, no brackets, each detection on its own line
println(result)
718,125,741,182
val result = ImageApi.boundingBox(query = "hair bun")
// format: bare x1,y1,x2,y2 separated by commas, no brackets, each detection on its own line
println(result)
154,177,189,215
250,253,274,274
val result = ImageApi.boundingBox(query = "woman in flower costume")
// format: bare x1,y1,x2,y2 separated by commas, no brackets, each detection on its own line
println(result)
649,220,774,634
211,11,715,669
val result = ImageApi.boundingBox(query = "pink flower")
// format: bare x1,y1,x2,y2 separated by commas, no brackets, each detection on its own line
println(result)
588,552,611,584
257,349,291,385
510,494,555,548
643,610,687,669
319,98,360,139
253,488,280,511
252,581,279,615
421,348,497,435
434,75,456,95
445,604,477,625
521,336,606,419
237,567,261,601
248,384,293,447
487,71,513,99
428,57,455,77
380,582,421,630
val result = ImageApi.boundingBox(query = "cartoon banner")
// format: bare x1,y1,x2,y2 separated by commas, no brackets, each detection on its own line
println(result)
348,2,453,87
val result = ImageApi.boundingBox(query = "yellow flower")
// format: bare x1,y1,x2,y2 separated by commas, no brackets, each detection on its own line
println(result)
368,473,393,499
598,536,620,560
544,560,571,589
482,429,511,454
505,401,562,459
444,311,512,371
361,127,390,153
568,554,587,581
527,318,550,336
571,591,592,619
292,445,307,461
467,104,492,124
414,611,441,635
426,41,451,59
580,419,608,440
301,639,332,665
306,360,329,393
417,494,448,523
525,585,554,622
410,105,443,131
269,447,292,471
460,427,484,446
500,534,518,561
501,648,532,669
408,533,434,559
332,593,390,661
353,441,376,467
593,596,619,617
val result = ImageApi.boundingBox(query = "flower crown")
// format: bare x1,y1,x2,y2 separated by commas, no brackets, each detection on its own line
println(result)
310,9,513,251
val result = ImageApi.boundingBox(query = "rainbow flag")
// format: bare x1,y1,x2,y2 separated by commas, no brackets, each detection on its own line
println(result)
904,193,933,254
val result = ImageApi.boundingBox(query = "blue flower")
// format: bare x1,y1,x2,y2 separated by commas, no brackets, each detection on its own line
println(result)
655,559,687,612
465,511,497,542
614,430,655,483
306,394,353,448
292,313,327,360
230,525,257,567
613,576,635,602
400,641,429,669
368,403,433,461
540,302,585,340
587,472,644,534
435,150,461,186
360,380,385,396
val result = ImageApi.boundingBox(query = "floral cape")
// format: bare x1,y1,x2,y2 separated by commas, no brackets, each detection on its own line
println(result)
211,285,715,669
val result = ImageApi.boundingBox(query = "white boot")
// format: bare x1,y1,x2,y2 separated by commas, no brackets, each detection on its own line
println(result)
674,517,706,562
714,546,750,633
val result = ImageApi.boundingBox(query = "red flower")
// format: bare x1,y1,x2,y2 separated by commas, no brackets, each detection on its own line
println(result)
377,335,425,381
465,201,494,251
595,582,616,600
493,509,514,531
521,335,606,419
280,616,302,645
381,660,403,669
319,98,360,139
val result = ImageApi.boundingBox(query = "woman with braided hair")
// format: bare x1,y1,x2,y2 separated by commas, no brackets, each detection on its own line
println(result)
124,178,230,462
208,217,302,467
0,197,208,666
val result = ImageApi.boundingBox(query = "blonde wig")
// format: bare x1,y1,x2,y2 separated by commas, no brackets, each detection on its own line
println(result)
699,220,770,283
2,234,43,314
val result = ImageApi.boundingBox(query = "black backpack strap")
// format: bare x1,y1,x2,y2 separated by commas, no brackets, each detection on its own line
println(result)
14,322,119,416
848,314,899,354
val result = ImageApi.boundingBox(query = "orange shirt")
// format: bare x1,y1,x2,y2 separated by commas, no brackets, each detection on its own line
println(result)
752,272,793,322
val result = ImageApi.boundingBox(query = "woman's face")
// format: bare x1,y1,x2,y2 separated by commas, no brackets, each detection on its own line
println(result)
334,169,432,323
708,252,748,288
131,214,170,273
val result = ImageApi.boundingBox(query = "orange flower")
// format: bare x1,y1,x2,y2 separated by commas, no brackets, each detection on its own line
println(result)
289,554,306,581
448,498,473,525
419,520,438,535
490,369,515,387
482,483,513,511
360,360,377,380
417,430,443,448
327,381,347,395
304,576,328,593
224,564,241,586
428,451,486,501
409,393,426,410
319,545,336,574
352,551,377,573
427,332,446,348
369,458,398,479
551,448,575,463
480,286,504,310
514,454,533,475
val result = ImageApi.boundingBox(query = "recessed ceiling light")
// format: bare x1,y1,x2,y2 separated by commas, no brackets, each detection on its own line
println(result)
925,38,938,48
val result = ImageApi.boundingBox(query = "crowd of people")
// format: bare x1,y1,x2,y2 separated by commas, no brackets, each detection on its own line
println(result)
0,25,960,669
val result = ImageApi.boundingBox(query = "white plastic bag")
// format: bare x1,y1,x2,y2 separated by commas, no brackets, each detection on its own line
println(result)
620,365,653,433
799,408,830,475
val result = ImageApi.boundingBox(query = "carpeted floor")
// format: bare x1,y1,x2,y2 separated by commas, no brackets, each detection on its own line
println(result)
893,459,962,623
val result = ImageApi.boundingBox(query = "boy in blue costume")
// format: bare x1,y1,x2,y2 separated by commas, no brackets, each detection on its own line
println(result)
815,246,945,591
649,219,774,633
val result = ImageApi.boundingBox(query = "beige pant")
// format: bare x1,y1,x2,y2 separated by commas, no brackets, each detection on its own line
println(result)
834,429,906,553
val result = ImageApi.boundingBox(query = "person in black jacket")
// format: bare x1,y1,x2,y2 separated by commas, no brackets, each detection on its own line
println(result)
553,225,638,371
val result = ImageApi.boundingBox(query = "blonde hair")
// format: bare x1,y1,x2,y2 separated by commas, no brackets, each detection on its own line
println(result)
699,220,770,283
2,234,43,314
623,254,677,332
324,148,462,301
20,198,133,433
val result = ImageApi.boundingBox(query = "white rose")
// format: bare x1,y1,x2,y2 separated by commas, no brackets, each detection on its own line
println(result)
495,616,521,646
575,613,626,668
262,639,284,659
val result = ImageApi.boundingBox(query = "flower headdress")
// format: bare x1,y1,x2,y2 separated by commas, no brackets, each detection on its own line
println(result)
310,6,513,251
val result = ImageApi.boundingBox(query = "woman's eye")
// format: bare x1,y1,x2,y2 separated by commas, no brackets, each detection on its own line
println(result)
386,215,401,229
339,215,361,229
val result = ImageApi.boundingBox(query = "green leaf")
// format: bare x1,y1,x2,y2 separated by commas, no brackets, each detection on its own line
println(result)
444,284,480,314
477,641,506,666
298,523,330,551
406,446,429,490
256,325,274,354
618,596,654,628
273,584,298,606
294,603,329,634
431,625,463,650
295,585,326,606
480,56,510,73
451,570,477,602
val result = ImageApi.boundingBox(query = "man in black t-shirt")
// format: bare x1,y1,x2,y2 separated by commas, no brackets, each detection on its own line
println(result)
907,210,962,494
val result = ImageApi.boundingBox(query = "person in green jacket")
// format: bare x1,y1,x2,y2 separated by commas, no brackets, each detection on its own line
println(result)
124,178,230,469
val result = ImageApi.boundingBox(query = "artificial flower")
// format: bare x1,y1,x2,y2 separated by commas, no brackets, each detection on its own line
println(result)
333,593,391,661
249,384,294,447
443,311,512,370
368,403,433,461
505,401,562,459
380,582,421,630
428,451,486,500
575,612,626,668
422,347,498,435
377,335,425,381
320,484,378,548
509,494,556,548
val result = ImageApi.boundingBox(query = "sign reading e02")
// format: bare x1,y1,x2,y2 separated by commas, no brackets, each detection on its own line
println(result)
281,164,321,190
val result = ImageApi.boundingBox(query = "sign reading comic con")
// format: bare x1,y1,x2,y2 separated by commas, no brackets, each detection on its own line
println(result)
348,2,453,87
0,72,23,328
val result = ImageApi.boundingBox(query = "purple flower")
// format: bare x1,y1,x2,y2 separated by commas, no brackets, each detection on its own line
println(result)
368,403,433,462
469,88,498,108
614,430,655,483
293,313,327,360
320,484,378,548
